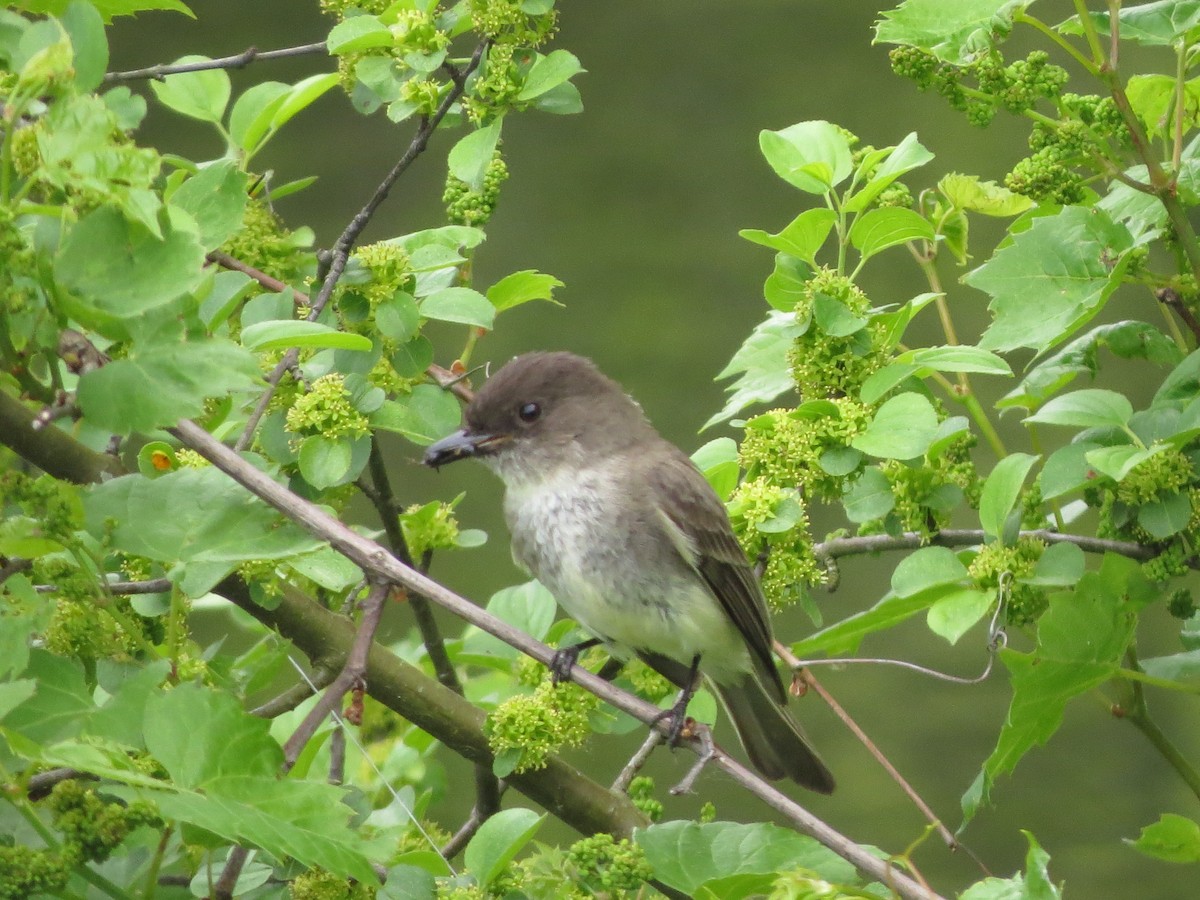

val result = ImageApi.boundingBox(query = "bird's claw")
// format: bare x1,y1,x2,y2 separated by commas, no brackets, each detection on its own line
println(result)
549,646,580,685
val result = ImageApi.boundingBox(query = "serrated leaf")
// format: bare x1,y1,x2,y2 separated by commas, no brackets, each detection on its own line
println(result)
1061,1,1200,47
486,270,564,312
84,467,323,566
55,206,206,326
76,334,260,433
979,453,1038,540
939,172,1033,217
851,392,940,459
241,320,372,352
874,0,1033,63
704,312,803,428
968,206,1134,353
1128,813,1200,863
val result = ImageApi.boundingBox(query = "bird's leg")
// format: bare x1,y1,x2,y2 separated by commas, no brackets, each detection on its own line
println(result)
654,654,702,747
549,637,602,685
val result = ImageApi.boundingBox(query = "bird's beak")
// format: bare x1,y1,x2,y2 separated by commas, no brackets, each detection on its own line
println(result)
423,429,510,468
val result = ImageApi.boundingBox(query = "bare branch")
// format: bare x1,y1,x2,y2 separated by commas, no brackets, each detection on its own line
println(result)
103,43,328,83
815,528,1153,567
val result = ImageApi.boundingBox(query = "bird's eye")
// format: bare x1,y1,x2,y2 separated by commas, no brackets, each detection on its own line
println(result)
518,402,541,423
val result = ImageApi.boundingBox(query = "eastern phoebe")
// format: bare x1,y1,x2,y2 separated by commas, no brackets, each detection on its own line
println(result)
424,352,834,793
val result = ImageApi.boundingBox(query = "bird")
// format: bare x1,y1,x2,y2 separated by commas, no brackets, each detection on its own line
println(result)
424,351,834,793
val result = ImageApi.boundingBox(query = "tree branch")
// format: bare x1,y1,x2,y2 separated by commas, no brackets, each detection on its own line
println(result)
173,419,941,900
0,390,124,484
103,43,328,83
814,528,1154,566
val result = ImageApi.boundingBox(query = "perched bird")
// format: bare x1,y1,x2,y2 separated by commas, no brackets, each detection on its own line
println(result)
424,351,834,793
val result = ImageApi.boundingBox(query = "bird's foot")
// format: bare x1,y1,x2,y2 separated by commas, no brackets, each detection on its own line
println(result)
549,638,601,685
653,688,694,748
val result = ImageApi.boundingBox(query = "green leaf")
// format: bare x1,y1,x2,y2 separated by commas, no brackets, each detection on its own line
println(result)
55,207,206,326
448,119,502,191
892,545,969,597
896,345,1012,376
146,776,378,883
420,287,496,329
77,331,260,434
1000,321,1182,412
517,49,584,101
938,172,1033,217
636,821,856,894
851,392,940,459
463,808,544,887
758,120,853,193
1039,442,1101,500
486,269,564,312
928,588,994,644
298,434,356,490
966,557,1141,822
704,312,803,428
390,335,434,377
1138,492,1193,539
228,81,289,154
1128,813,1200,863
874,0,1033,63
739,208,836,266
812,292,866,337
762,253,810,312
61,0,107,91
260,73,340,156
370,384,461,445
1084,444,1155,482
327,15,392,54
968,206,1135,353
1061,1,1200,47
843,132,934,212
145,682,280,786
461,581,558,661
169,160,248,250
1025,542,1085,587
692,437,740,501
84,467,323,567
979,453,1038,540
1025,389,1133,430
4,651,93,744
1140,648,1200,681
148,55,230,123
241,320,373,352
842,467,895,523
793,587,957,657
849,206,934,260
375,293,421,342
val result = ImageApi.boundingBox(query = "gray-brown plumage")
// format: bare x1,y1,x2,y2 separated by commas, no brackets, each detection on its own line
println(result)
425,351,834,792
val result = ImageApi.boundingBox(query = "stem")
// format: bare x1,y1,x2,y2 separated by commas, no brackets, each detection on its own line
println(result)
1016,13,1100,75
1123,649,1200,802
1173,42,1187,172
1072,0,1107,66
962,392,1007,459
103,42,328,83
1026,424,1066,530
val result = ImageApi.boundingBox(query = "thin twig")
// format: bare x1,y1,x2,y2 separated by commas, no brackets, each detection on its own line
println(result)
814,528,1153,571
1156,287,1200,343
230,40,489,450
611,731,663,794
35,577,172,595
103,43,328,83
439,779,509,860
250,666,335,719
169,418,943,900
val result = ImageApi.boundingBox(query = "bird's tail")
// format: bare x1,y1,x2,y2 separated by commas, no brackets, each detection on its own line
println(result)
714,676,835,794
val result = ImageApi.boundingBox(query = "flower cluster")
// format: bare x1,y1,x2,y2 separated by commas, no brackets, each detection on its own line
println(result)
789,268,887,399
220,198,314,285
485,680,597,773
627,776,663,822
565,833,653,895
968,537,1047,627
399,500,463,558
444,151,510,226
286,374,371,440
290,868,377,900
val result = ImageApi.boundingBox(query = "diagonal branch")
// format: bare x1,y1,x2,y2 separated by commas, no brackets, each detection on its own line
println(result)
233,40,489,450
171,419,942,900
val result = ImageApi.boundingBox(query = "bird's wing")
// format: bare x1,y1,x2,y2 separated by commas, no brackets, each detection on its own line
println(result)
644,448,786,701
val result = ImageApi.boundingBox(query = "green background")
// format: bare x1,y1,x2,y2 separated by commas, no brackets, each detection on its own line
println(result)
109,2,1195,896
